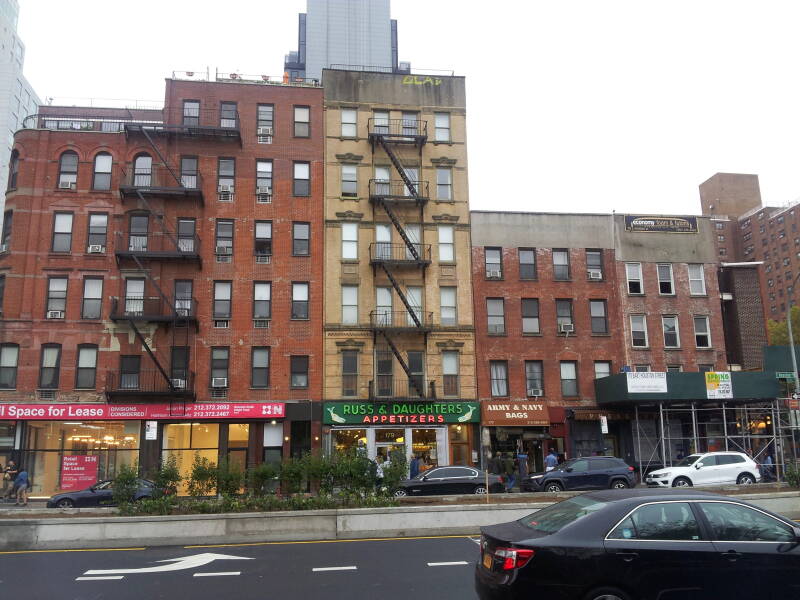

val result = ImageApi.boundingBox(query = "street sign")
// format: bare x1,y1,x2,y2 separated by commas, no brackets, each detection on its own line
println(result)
82,553,253,576
776,372,796,380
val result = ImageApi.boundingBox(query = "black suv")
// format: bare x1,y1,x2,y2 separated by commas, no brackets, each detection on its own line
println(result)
520,456,635,492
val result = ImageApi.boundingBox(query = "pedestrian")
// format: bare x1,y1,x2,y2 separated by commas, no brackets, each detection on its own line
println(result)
517,450,529,481
503,453,516,492
3,459,17,502
409,454,421,479
375,455,385,490
13,466,28,506
488,452,500,475
764,454,775,482
545,449,558,472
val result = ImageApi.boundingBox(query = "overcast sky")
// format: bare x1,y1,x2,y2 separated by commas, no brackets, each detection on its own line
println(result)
19,0,800,215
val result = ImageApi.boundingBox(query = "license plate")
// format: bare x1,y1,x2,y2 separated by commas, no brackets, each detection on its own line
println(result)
483,553,493,570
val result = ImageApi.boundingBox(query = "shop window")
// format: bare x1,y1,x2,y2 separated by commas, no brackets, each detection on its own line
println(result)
490,361,508,397
525,361,543,395
38,344,61,389
0,344,19,388
163,423,219,495
334,429,367,454
291,355,309,388
342,350,358,397
251,347,270,388
75,345,98,389
560,361,578,397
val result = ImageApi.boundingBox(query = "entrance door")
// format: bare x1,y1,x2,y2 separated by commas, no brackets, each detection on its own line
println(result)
375,428,405,465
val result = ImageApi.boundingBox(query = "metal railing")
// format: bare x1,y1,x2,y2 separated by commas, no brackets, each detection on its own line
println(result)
369,243,431,263
369,377,432,401
369,310,433,330
368,179,429,200
114,231,200,257
110,296,197,321
121,165,203,192
23,112,162,132
368,118,427,139
172,69,322,88
107,369,195,396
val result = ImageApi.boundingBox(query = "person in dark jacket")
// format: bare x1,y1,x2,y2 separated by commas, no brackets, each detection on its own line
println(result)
14,467,28,506
409,454,421,479
503,453,516,492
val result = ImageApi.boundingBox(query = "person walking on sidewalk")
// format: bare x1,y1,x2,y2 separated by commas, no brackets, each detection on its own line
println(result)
503,453,516,492
3,459,17,502
13,467,28,506
545,449,559,472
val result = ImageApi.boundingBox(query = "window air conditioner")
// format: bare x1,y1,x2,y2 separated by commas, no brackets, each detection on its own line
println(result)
256,186,272,196
58,181,76,190
588,270,603,280
255,254,271,264
171,378,186,389
257,127,273,136
486,270,502,278
211,377,228,388
215,246,232,255
528,388,543,397
47,310,64,319
253,319,270,328
559,323,574,334
87,245,104,253
218,184,232,193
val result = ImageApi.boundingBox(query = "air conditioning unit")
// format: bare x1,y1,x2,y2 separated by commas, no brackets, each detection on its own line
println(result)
171,378,186,390
254,319,270,328
588,270,603,280
211,377,228,388
47,310,64,319
486,270,502,278
256,186,272,196
58,181,75,190
175,307,191,317
257,127,273,136
87,245,104,253
215,245,232,255
559,323,575,334
214,319,229,328
255,254,271,264
218,184,232,193
528,388,543,397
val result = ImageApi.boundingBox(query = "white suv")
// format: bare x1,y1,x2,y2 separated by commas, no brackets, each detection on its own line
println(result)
646,452,760,488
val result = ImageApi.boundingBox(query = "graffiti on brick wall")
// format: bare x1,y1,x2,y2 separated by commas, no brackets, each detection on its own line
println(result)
402,75,442,86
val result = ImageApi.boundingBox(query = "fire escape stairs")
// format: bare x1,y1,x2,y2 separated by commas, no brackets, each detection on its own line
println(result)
378,333,426,399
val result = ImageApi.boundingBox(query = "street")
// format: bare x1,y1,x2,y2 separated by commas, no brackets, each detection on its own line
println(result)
0,535,481,600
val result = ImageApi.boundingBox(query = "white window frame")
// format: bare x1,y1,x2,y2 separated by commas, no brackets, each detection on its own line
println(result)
694,315,711,348
438,225,454,262
688,264,706,295
341,164,357,198
594,361,611,379
440,286,457,326
341,285,358,325
436,168,452,201
630,314,648,348
662,315,680,348
657,263,674,295
341,222,358,260
434,112,450,142
341,108,357,137
626,262,643,294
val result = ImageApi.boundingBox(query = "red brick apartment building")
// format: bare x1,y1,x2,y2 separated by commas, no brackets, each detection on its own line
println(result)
471,211,726,469
0,72,323,496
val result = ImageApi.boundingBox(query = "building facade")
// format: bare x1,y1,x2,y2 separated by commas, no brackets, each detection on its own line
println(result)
321,68,478,468
0,73,324,496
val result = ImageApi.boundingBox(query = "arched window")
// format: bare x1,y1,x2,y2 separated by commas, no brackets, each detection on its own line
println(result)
8,150,19,190
92,152,112,190
133,154,152,187
58,151,78,189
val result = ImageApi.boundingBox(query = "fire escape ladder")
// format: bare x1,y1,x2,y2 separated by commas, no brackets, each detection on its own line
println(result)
375,135,418,197
379,332,425,399
140,126,182,186
378,200,420,261
128,318,175,392
379,263,421,329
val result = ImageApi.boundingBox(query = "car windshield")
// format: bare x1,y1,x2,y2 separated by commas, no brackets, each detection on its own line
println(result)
518,495,608,534
674,455,701,467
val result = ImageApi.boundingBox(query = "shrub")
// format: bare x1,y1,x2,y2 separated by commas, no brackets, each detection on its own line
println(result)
216,459,245,496
112,463,140,506
247,462,279,497
785,461,800,488
330,448,375,497
380,449,408,495
279,457,305,495
303,452,335,494
152,455,181,498
187,454,217,497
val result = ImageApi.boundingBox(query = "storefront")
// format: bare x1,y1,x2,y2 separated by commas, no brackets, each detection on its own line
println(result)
322,401,480,467
481,401,552,472
0,402,285,497
567,408,636,466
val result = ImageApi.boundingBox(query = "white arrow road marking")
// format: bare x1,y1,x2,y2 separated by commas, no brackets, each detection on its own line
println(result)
427,561,469,566
193,572,240,577
76,576,125,581
469,538,481,545
83,553,254,576
312,566,357,572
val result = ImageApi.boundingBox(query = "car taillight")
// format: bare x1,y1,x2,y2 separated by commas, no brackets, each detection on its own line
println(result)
494,547,535,571
628,466,635,472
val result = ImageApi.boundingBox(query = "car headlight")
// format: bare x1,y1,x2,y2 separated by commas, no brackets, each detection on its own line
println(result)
657,473,670,478
528,475,543,479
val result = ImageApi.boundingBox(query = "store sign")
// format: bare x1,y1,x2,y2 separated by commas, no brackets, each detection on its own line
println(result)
145,421,158,440
323,401,479,425
61,455,99,491
705,372,733,399
626,372,668,393
0,402,286,420
600,415,609,434
481,402,549,427
624,215,698,233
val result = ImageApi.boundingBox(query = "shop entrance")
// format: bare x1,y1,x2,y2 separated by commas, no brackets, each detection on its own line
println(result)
375,428,405,461
329,427,449,468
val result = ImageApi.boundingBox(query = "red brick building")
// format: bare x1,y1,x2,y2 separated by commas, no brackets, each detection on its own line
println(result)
0,73,324,496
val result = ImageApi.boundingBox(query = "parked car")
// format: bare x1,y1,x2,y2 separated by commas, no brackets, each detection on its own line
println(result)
476,489,800,600
393,466,505,497
521,456,635,492
645,452,760,488
47,478,157,508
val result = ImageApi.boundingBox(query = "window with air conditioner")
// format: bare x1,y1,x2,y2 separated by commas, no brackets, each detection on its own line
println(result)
487,298,505,334
213,281,232,319
257,104,274,141
215,219,234,257
175,280,193,316
170,346,189,389
525,361,544,396
556,299,573,332
256,160,273,200
253,282,271,320
211,347,229,387
86,213,108,252
58,151,78,189
46,277,67,317
586,249,603,279
217,158,235,199
485,247,502,278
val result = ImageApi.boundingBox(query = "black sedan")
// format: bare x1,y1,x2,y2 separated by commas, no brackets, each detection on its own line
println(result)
394,466,505,497
476,489,800,600
47,478,157,508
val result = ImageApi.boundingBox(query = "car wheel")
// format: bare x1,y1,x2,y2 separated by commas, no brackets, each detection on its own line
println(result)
544,482,563,492
583,587,632,600
56,498,75,508
473,485,488,495
737,473,756,485
394,488,408,498
611,479,629,489
672,476,692,488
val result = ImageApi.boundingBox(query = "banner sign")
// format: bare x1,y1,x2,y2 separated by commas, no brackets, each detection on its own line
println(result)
481,402,549,426
705,372,733,399
60,455,99,491
0,403,285,421
625,215,698,233
626,372,668,393
324,402,479,425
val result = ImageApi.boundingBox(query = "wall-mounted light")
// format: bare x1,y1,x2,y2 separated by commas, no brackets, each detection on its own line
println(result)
284,436,290,442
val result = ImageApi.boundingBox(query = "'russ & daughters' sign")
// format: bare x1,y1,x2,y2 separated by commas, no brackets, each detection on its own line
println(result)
324,402,479,425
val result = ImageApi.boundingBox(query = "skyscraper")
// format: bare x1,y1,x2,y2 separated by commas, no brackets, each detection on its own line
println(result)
284,0,409,82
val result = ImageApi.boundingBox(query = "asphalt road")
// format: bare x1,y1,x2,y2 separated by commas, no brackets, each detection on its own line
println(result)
0,535,481,600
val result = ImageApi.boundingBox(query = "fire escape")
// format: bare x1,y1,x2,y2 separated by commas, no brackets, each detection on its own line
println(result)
367,117,434,401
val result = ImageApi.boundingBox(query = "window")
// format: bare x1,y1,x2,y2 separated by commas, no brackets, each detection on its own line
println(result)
342,222,358,259
47,277,67,316
342,350,358,397
525,361,544,395
0,275,4,315
699,502,795,542
698,364,714,373
688,264,706,295
211,348,229,385
124,279,144,314
217,158,235,195
174,280,192,316
666,365,683,372
256,160,273,195
553,249,570,280
657,264,674,295
556,299,573,331
437,351,458,397
292,282,309,319
86,213,107,250
485,247,502,278
58,150,78,189
253,282,271,319
376,287,392,326
436,168,452,200
434,112,450,142
39,344,61,389
294,106,310,137
293,222,310,256
662,315,680,348
220,102,237,128
626,263,643,294
128,214,148,251
342,285,358,324
694,316,711,348
407,351,425,399
182,100,199,126
631,315,648,347
1,210,11,250
92,153,112,190
560,361,578,396
255,221,272,256
215,219,234,255
119,355,141,390
341,108,357,137
52,212,73,252
291,356,309,388
82,278,103,319
490,361,508,396
487,298,505,334
0,344,19,388
716,222,725,230
176,219,195,252
436,286,457,326
586,250,603,279
170,347,189,386
251,347,270,388
589,300,608,334
438,226,454,262
7,150,18,189
293,162,310,196
594,361,611,379
341,165,357,197
213,281,232,318
132,154,152,187
257,104,274,132
519,248,536,279
608,502,701,541
401,111,418,137
373,110,389,135
75,345,98,389
522,298,540,334
180,156,198,189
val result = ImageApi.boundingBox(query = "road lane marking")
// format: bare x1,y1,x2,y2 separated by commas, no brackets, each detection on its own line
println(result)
193,572,240,577
186,534,477,549
469,538,481,545
76,576,125,581
83,552,253,575
0,547,146,555
312,566,358,572
428,561,469,566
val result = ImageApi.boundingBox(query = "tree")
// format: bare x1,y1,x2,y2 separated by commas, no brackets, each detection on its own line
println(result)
767,306,800,346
